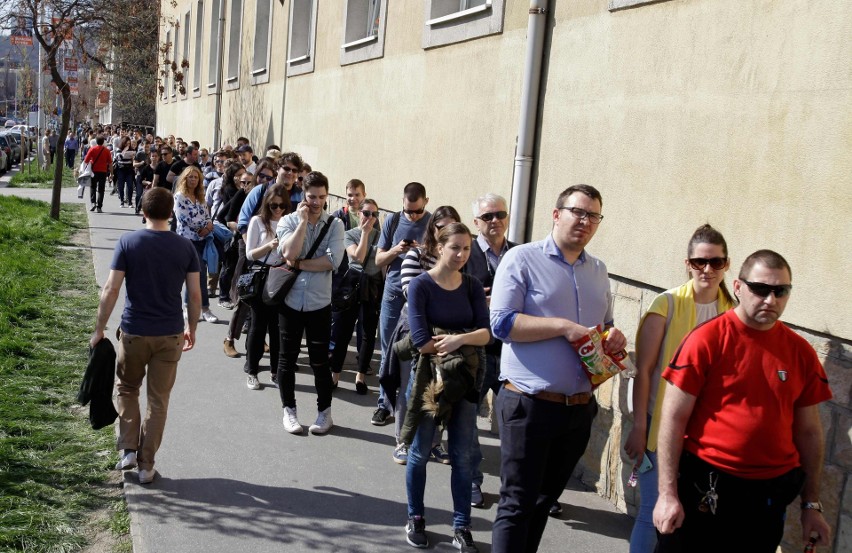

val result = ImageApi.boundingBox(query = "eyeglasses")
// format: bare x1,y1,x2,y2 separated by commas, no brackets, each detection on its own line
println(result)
280,166,298,173
160,151,171,156
688,257,728,271
741,280,792,298
558,207,604,224
256,173,275,182
361,210,378,218
403,208,425,215
238,178,253,184
477,210,508,222
268,203,287,210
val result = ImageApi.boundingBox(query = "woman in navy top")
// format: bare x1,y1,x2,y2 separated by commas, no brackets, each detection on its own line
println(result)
404,222,491,552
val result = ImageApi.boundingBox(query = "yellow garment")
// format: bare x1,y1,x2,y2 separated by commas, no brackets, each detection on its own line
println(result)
643,281,734,451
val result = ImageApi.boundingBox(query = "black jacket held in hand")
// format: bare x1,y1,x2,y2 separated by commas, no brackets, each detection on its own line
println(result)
78,338,118,430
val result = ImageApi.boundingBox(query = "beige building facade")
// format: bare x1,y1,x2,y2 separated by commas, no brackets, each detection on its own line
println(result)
158,1,851,551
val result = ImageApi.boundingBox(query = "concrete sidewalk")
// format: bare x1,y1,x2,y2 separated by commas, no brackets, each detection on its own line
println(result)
1,174,634,552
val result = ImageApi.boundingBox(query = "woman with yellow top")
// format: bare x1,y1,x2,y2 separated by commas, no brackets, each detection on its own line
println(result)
624,224,736,553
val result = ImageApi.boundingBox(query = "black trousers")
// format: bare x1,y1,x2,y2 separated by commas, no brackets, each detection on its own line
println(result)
90,172,107,208
277,304,334,412
329,296,380,374
491,388,598,553
655,452,804,553
244,294,280,377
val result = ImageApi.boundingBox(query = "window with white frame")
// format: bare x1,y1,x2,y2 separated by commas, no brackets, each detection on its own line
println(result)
207,0,221,93
287,0,317,76
171,24,179,98
340,0,387,66
193,0,203,95
225,0,243,89
181,11,190,97
422,0,505,49
251,0,273,84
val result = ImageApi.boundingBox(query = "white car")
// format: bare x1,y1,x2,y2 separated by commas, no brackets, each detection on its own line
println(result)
3,120,16,128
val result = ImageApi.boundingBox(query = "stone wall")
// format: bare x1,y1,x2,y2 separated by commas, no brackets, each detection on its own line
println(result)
576,275,852,553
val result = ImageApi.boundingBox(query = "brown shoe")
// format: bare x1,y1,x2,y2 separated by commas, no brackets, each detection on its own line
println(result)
264,342,269,353
223,338,239,358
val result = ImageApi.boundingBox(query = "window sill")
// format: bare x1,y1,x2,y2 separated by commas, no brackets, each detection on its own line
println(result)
341,34,378,50
287,54,310,65
426,0,491,26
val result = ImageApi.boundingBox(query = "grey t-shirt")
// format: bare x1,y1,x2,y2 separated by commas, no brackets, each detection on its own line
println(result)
345,227,380,277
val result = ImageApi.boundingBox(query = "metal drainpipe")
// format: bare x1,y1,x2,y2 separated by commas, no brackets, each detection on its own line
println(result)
278,1,291,147
212,0,226,148
508,0,549,244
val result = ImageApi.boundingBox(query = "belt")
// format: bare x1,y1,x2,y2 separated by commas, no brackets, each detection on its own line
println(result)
504,382,592,406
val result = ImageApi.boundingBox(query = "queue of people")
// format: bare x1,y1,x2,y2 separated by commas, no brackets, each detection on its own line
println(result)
87,129,833,553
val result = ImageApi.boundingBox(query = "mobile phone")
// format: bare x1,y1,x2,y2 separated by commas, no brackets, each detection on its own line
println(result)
402,239,413,245
637,454,653,474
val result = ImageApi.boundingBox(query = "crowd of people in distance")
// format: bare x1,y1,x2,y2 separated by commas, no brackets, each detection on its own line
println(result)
87,125,834,553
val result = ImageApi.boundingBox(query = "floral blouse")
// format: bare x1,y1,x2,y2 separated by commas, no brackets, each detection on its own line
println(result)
174,192,211,241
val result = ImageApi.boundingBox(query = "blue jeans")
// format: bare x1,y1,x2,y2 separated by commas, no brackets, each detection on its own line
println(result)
406,396,477,529
629,449,658,553
471,353,500,486
116,167,135,204
186,240,210,308
376,289,405,412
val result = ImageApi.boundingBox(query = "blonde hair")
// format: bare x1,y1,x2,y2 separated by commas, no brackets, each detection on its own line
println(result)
174,166,205,204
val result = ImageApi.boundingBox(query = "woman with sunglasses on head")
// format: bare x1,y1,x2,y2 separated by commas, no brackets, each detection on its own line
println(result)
402,222,490,552
173,166,219,324
329,199,384,394
624,224,736,553
243,184,291,389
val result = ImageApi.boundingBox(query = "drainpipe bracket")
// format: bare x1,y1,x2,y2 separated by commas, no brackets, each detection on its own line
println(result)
529,8,546,15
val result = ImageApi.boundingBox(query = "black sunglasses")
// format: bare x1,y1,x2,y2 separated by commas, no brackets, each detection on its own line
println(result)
688,257,728,271
403,208,425,215
477,210,508,222
741,280,792,298
361,210,378,218
268,203,287,210
280,166,298,173
256,173,275,182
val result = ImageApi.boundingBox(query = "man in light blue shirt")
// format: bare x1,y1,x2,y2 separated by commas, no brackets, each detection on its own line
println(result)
275,172,345,436
489,184,627,553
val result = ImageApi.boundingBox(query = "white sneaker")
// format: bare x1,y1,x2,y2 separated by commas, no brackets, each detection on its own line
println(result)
309,407,333,435
115,451,137,471
282,407,303,434
201,310,219,323
246,374,261,390
138,468,155,484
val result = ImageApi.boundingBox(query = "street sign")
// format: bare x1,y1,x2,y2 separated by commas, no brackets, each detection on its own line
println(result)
70,86,79,96
64,57,78,71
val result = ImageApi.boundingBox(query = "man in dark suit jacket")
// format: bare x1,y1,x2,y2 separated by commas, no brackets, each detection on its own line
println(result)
463,192,516,508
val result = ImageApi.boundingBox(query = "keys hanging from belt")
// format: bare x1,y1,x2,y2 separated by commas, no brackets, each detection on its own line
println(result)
696,472,719,515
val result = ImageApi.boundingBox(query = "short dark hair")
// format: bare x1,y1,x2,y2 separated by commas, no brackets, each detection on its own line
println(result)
96,135,105,145
403,182,427,202
556,184,603,209
302,162,312,173
190,140,200,149
142,187,174,220
267,144,280,151
739,250,792,281
280,152,303,171
184,145,197,155
303,171,329,192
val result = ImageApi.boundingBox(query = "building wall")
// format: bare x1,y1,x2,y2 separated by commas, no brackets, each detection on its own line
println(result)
158,2,851,550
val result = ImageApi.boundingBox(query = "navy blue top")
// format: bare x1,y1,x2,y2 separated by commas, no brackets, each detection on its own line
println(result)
407,272,490,349
378,212,431,294
111,229,199,336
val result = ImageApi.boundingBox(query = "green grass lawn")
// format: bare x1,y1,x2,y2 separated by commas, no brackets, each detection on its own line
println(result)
0,197,129,552
9,157,78,188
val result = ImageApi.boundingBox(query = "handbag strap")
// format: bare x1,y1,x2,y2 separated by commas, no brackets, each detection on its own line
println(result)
302,217,333,262
246,251,272,271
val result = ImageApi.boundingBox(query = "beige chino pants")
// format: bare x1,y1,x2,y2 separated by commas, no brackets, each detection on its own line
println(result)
116,332,183,470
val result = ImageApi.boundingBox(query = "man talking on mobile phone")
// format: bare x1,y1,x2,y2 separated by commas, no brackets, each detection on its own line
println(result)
653,250,833,553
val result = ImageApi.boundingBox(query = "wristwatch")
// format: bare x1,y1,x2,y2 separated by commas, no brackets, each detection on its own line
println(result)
801,501,824,512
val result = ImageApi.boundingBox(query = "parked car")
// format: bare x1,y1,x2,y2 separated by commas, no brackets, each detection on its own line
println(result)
9,126,32,155
0,133,22,166
4,120,17,128
0,147,7,174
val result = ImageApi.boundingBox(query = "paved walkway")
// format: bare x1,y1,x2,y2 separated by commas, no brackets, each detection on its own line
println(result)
1,170,633,552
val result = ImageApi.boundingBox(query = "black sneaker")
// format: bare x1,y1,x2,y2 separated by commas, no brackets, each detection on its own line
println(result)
452,527,478,553
549,500,562,517
470,483,485,508
405,516,428,548
371,408,393,426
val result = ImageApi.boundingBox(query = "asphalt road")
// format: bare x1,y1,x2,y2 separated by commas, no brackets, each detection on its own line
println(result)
1,172,633,553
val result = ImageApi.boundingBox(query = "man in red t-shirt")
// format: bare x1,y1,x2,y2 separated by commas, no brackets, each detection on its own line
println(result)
653,250,832,553
84,135,113,213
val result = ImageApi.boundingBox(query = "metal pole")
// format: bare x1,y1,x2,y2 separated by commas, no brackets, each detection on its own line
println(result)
212,0,226,149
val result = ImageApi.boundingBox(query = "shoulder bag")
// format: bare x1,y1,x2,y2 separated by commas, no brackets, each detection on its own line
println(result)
262,218,333,306
236,252,271,301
